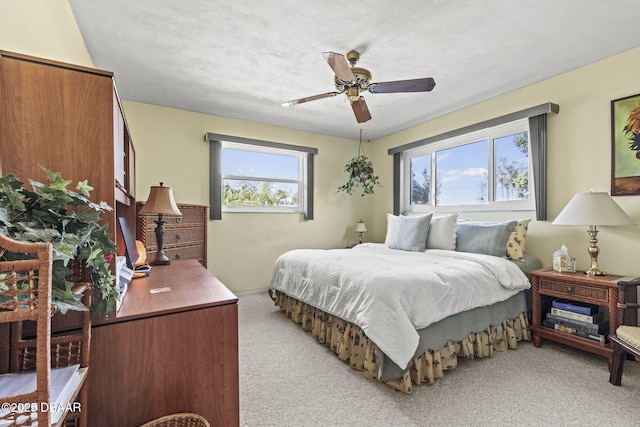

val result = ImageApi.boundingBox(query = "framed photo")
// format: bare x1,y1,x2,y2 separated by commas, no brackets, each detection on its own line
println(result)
611,93,640,196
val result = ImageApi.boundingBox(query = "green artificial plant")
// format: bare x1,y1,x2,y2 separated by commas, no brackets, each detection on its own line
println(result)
0,167,118,317
338,132,381,196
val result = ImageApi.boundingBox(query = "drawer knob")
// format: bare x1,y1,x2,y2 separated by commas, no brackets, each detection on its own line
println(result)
175,253,182,260
176,234,181,242
567,286,573,293
176,217,183,224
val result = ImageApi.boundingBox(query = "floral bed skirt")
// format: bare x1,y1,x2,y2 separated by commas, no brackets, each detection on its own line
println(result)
271,291,531,394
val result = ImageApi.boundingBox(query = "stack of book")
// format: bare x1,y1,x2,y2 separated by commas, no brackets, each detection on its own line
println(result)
543,299,608,344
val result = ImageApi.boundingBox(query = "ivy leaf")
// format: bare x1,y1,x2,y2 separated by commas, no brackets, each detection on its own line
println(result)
20,226,61,243
52,285,88,314
41,167,73,190
76,180,94,197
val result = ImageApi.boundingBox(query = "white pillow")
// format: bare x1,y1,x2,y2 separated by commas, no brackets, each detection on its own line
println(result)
384,213,403,246
426,212,458,250
388,213,433,252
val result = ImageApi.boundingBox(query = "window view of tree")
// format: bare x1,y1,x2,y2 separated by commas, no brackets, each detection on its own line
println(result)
221,147,302,209
223,180,298,206
410,155,431,205
401,119,531,213
495,132,529,201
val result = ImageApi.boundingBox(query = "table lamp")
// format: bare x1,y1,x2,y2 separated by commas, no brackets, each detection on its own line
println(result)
138,182,182,265
354,220,368,244
552,190,633,276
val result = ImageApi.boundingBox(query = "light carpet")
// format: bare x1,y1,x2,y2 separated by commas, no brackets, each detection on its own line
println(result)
238,291,640,426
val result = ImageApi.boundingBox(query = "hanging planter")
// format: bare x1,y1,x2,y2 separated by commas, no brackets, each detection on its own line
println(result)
338,132,380,196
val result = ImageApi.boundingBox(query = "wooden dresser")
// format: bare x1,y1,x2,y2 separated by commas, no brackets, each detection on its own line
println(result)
88,260,239,426
137,202,208,267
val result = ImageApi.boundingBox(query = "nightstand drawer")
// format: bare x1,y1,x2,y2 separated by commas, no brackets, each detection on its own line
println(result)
539,278,609,303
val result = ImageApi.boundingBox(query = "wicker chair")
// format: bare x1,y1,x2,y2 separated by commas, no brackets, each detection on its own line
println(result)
0,233,90,426
139,413,211,427
609,277,640,386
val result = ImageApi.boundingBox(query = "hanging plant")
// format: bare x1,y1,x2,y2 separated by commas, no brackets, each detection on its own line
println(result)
338,133,380,196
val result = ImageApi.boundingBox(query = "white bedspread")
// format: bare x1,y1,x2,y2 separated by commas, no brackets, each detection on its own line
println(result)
269,243,530,370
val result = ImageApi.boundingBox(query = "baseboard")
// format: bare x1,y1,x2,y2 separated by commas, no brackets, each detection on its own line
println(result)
235,288,270,297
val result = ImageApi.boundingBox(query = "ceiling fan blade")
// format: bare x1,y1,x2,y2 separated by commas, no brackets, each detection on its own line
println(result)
321,52,355,83
282,91,340,107
351,97,371,123
368,77,436,94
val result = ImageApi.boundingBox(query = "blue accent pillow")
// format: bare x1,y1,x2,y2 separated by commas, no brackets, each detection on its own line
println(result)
455,220,518,257
389,213,433,252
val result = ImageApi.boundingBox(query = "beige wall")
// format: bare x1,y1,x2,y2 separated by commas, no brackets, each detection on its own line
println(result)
0,0,93,67
370,46,640,277
4,0,640,287
123,101,368,291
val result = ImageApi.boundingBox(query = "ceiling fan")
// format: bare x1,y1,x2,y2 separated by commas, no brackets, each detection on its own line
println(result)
282,50,436,123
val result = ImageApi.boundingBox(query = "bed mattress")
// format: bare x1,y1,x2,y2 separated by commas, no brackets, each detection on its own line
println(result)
269,243,531,370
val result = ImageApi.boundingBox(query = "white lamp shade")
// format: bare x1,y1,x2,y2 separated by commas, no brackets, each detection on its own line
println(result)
552,192,634,226
354,221,368,233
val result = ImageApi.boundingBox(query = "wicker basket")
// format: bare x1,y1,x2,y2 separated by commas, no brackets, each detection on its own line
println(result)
140,413,210,427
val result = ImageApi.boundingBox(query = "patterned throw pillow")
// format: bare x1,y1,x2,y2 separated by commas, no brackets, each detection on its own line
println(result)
506,219,531,262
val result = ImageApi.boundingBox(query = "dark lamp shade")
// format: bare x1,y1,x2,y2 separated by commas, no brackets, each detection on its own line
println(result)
138,183,182,217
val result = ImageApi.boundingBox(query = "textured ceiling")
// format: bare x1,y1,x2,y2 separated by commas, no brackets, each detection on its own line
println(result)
69,0,640,141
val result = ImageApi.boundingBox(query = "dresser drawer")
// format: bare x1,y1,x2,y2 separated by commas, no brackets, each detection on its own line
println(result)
142,205,206,227
163,245,205,264
137,203,208,268
145,227,205,250
539,278,609,303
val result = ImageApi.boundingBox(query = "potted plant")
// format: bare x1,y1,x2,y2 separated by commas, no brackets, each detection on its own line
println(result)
0,167,118,317
338,154,381,196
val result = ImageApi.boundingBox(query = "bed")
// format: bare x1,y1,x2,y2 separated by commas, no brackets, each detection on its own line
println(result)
269,214,541,393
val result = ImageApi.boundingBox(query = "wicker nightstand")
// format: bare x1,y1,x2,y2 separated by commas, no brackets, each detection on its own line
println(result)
529,268,637,369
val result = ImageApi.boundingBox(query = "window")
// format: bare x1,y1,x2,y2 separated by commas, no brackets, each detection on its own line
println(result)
221,143,305,212
401,119,532,213
389,103,558,220
205,133,317,220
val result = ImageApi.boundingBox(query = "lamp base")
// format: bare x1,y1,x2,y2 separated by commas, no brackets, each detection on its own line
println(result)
151,250,171,266
584,267,605,276
151,216,171,265
585,225,604,276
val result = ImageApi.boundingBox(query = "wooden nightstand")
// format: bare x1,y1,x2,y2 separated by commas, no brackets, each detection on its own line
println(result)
529,268,637,369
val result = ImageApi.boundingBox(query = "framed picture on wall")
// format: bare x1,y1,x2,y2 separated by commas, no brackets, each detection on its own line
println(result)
611,92,640,196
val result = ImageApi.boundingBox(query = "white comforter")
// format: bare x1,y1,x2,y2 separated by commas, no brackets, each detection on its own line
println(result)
269,243,530,370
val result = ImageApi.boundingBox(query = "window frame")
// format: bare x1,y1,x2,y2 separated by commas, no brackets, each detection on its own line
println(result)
401,119,534,214
205,133,317,220
388,102,558,220
221,141,306,214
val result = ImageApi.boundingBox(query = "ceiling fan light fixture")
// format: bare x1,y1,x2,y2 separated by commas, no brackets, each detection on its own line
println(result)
346,50,360,66
346,87,360,102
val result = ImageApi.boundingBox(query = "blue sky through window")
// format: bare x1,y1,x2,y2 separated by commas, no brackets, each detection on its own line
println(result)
436,140,488,206
222,148,298,180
